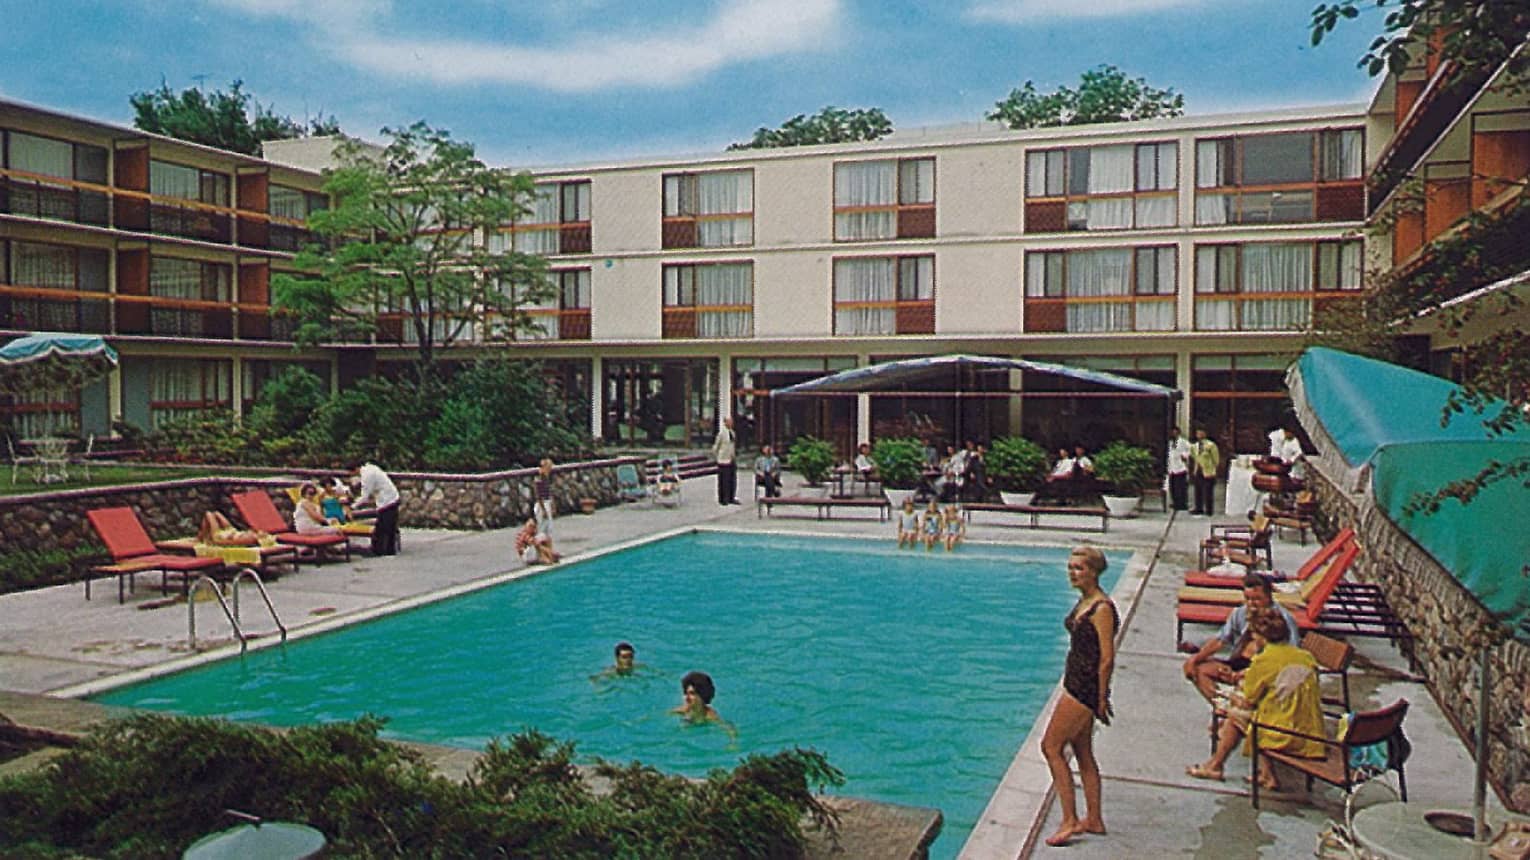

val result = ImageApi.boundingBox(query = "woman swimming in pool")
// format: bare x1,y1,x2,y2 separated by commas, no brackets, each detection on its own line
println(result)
897,498,920,548
671,671,737,741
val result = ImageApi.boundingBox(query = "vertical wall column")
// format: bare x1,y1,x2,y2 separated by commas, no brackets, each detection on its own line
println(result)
717,354,733,422
856,352,871,443
231,355,244,418
108,366,123,430
589,355,604,439
1007,368,1024,433
1175,349,1193,431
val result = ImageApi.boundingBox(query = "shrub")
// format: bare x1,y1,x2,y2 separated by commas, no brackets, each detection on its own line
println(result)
1092,440,1156,495
0,544,105,595
245,366,327,438
987,436,1049,492
786,436,835,484
146,410,260,465
0,714,842,859
871,437,926,489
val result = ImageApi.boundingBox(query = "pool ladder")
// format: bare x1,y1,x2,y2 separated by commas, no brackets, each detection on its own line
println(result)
188,568,287,654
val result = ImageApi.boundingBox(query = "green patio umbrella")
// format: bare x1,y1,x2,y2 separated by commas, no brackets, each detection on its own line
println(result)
0,332,118,437
182,811,325,860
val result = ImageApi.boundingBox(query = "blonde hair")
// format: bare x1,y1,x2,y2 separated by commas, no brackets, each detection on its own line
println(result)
1070,546,1108,576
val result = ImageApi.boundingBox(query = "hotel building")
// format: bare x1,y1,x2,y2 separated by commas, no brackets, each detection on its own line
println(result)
4,97,1384,456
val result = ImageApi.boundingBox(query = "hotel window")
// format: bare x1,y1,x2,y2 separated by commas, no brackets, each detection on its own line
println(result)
1023,247,1176,333
1024,142,1177,232
149,358,233,429
150,160,230,205
521,268,592,341
0,241,109,333
662,262,753,338
1194,128,1365,225
148,257,233,338
1194,241,1366,330
833,157,935,241
832,255,935,336
1192,354,1294,455
505,180,592,255
148,160,232,242
663,170,753,248
1,130,109,225
268,185,327,251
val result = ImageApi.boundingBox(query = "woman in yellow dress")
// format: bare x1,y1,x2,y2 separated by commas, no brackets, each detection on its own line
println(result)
1186,608,1325,790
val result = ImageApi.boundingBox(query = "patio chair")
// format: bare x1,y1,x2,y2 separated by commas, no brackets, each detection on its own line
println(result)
231,489,351,563
1252,699,1410,808
86,506,226,600
1183,526,1355,588
1199,516,1274,570
7,436,41,485
616,463,648,503
1300,630,1354,711
72,433,94,482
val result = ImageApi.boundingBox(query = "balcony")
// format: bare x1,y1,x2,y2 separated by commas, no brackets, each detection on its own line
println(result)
148,200,233,244
0,287,111,333
520,308,591,341
661,305,753,339
268,221,319,253
0,173,109,226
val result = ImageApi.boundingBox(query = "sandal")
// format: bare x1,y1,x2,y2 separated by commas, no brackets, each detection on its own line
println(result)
1185,764,1224,782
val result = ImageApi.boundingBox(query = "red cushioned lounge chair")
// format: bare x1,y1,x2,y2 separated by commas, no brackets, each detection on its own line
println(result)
231,489,351,563
87,506,226,599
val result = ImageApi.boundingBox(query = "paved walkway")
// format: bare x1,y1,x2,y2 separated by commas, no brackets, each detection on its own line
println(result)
0,474,1496,858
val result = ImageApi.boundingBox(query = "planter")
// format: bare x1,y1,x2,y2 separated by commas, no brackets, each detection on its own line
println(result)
579,497,597,514
999,491,1035,507
1102,494,1141,519
884,488,917,510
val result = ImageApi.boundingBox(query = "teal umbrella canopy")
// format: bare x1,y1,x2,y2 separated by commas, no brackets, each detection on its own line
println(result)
182,820,325,860
0,332,118,395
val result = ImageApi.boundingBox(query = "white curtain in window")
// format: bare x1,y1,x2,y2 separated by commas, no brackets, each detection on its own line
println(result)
1134,195,1176,228
528,185,560,224
150,258,202,300
898,159,935,204
485,231,512,254
1087,198,1133,230
12,243,74,289
696,264,752,337
1195,194,1231,225
1196,141,1222,188
269,186,307,220
698,171,750,214
513,228,559,255
1087,146,1134,194
834,258,895,335
1134,300,1176,331
1340,242,1362,289
1196,299,1236,330
1324,130,1364,180
1242,243,1312,292
9,133,72,179
150,161,200,201
699,217,752,247
834,161,896,240
1240,297,1310,330
1025,152,1049,198
1025,253,1048,297
1065,249,1132,332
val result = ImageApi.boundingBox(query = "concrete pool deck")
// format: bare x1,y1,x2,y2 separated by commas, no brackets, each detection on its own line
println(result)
0,471,1496,857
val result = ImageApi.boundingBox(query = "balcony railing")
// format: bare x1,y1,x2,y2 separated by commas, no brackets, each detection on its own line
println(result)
0,172,109,226
0,286,111,333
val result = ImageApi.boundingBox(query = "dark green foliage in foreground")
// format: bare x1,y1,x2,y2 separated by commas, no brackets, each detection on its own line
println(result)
871,437,927,490
0,714,842,859
0,544,104,594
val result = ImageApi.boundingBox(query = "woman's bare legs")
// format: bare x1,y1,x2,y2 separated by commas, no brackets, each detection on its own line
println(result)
1041,693,1099,846
1072,717,1106,834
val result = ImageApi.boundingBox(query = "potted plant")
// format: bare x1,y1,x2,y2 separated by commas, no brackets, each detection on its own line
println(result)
1092,440,1156,518
871,437,926,509
986,435,1048,506
787,435,835,494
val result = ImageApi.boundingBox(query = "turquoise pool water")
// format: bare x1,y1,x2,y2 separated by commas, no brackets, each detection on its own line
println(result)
95,532,1123,857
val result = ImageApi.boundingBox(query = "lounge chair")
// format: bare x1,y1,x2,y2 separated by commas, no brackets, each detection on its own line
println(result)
652,463,682,507
1252,699,1410,808
616,463,648,502
284,484,375,550
231,489,352,563
86,506,226,599
1176,540,1369,609
1199,516,1274,570
1183,527,1355,588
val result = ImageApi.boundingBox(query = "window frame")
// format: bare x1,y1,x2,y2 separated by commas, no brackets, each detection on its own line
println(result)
830,253,937,336
831,156,937,242
1024,141,1180,233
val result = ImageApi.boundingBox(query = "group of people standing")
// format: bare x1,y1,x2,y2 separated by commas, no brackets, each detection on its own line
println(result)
1165,426,1221,515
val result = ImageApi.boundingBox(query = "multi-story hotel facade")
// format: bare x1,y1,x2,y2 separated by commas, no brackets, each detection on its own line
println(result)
4,96,1383,457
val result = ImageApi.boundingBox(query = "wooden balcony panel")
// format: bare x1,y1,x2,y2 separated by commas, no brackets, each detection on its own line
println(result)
559,309,591,340
661,307,696,339
662,219,698,249
1024,200,1067,233
1315,183,1366,222
1424,178,1472,241
0,295,111,334
1391,209,1426,266
1023,300,1066,333
1396,80,1424,127
895,302,935,334
1472,129,1530,208
113,148,150,230
897,205,936,239
560,223,592,254
149,203,232,244
238,215,270,248
239,313,273,340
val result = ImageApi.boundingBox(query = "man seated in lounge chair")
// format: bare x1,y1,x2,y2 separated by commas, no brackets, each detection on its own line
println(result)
1180,574,1299,704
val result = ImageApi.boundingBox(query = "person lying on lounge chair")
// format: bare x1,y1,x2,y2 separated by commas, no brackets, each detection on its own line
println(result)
1185,609,1325,790
295,482,344,536
514,517,560,565
656,460,682,499
197,511,273,547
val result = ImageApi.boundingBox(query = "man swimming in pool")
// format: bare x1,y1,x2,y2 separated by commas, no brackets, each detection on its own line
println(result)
591,641,644,683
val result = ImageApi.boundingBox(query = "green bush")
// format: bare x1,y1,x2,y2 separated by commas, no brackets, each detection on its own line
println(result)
1092,440,1156,494
245,366,327,438
146,410,261,465
0,714,842,859
871,437,926,489
0,544,105,594
987,436,1049,492
786,436,835,484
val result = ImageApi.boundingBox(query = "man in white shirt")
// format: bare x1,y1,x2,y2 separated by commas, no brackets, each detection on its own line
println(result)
350,460,401,555
1166,426,1191,512
712,417,738,505
1278,427,1306,480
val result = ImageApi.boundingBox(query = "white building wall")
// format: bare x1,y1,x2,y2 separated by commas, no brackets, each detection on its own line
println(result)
754,252,831,337
935,243,1024,335
936,144,1023,239
591,257,661,340
754,159,831,248
591,170,659,256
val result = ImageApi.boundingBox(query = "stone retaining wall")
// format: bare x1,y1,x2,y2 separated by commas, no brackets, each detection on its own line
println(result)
1309,462,1530,810
0,457,643,553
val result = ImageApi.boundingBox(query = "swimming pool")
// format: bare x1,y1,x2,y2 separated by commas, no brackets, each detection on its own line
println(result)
94,531,1124,858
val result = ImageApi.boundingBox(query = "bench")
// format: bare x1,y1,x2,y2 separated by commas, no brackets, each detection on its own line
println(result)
963,502,1109,533
758,495,892,521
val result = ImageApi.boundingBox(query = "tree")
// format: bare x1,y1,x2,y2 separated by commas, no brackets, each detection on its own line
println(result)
986,65,1185,129
1308,1,1530,509
728,106,893,150
272,123,553,384
130,80,340,155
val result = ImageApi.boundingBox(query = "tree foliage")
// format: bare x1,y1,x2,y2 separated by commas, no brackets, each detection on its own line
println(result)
0,715,842,859
728,106,893,150
273,123,553,383
986,64,1185,129
1307,0,1530,508
129,80,340,156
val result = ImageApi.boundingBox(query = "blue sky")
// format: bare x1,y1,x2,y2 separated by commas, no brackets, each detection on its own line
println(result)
3,0,1386,168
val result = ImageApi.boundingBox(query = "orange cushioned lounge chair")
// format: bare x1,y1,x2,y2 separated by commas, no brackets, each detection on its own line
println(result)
87,506,226,599
231,489,351,563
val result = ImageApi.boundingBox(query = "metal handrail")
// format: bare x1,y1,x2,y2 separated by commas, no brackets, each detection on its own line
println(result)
230,568,287,646
188,576,245,653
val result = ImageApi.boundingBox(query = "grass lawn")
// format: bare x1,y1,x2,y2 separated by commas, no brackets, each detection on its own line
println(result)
0,464,264,497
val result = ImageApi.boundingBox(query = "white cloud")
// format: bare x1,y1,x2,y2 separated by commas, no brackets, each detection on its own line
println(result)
205,0,842,92
964,0,1205,24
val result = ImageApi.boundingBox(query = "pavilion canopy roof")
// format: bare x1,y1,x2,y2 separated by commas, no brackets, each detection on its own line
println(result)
770,354,1180,399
